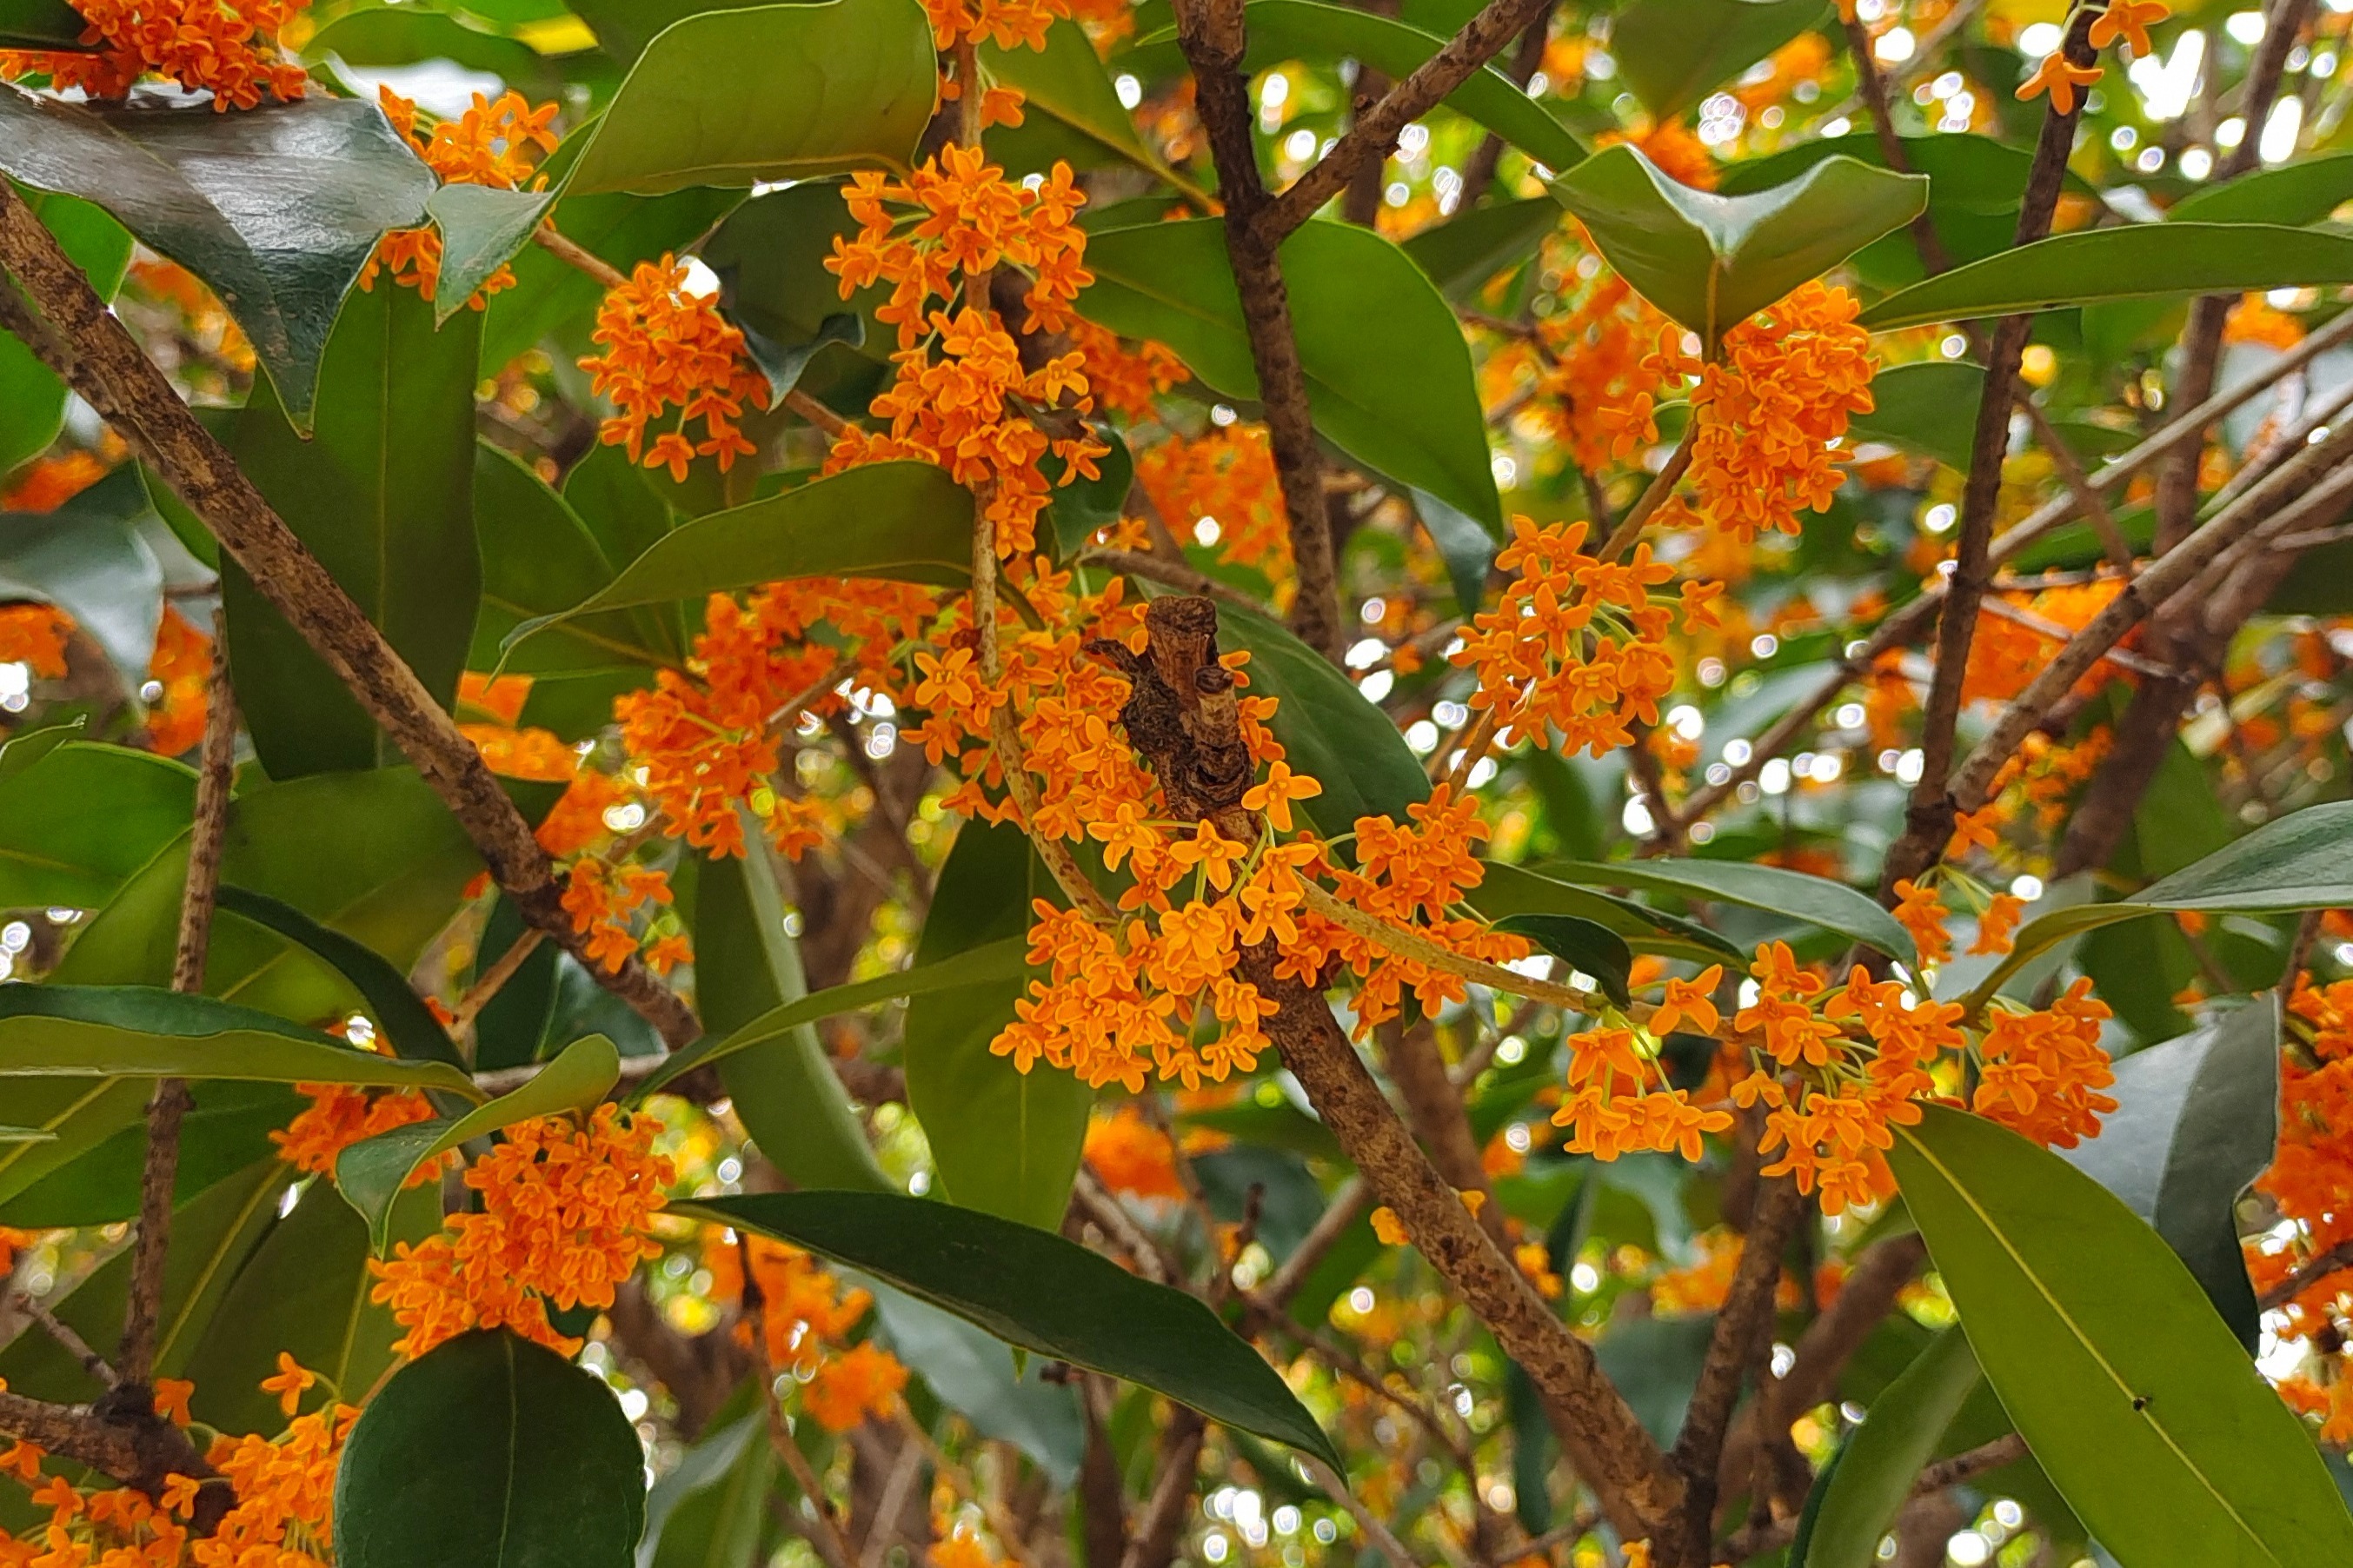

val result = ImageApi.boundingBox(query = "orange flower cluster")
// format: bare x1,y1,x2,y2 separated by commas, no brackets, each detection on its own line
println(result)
1070,320,1187,424
0,604,72,680
0,1372,349,1568
367,88,559,308
143,605,211,756
703,1232,909,1431
803,1342,910,1432
1961,578,2130,707
0,0,307,110
1134,425,1291,580
1536,272,1681,474
2254,978,2353,1347
825,146,1103,558
1970,979,2117,1146
1450,517,1689,758
561,857,681,973
916,0,1080,50
1675,282,1877,542
371,1106,672,1359
1891,877,1951,967
1083,1105,1186,1200
579,256,771,482
1,451,110,513
270,1082,437,1178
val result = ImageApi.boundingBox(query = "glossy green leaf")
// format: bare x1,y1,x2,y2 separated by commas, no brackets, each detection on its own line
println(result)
690,831,893,1193
0,462,164,672
867,1280,1085,1485
1889,1105,2353,1566
0,0,88,47
1612,0,1826,121
1539,857,1917,967
564,0,935,196
0,1159,287,1405
1080,217,1502,530
681,1190,1342,1467
336,1329,647,1568
0,190,131,475
1493,914,1632,1007
1213,601,1432,839
1858,224,2353,332
2062,999,2279,1348
427,183,561,327
337,1034,618,1252
1552,146,1925,351
215,886,466,1070
701,180,890,411
1401,197,1560,300
503,462,974,661
2170,151,2353,226
1592,1312,1715,1445
640,1413,775,1568
984,22,1185,183
224,282,480,779
472,442,679,676
0,87,434,424
634,935,1027,1097
0,740,194,909
0,1080,300,1228
1794,1329,1980,1568
481,185,740,369
1849,360,1983,471
0,984,480,1098
184,1179,440,1436
1469,862,1745,966
304,8,606,103
905,820,1091,1231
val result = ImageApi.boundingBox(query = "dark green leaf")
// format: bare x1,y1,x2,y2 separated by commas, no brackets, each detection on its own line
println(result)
564,0,936,196
215,886,466,1070
2171,151,2353,226
0,984,480,1098
0,190,130,475
2061,999,2279,1347
0,88,434,424
1049,424,1134,558
1402,198,1559,302
1889,1105,2353,1565
905,820,1091,1231
1612,0,1826,121
701,181,890,411
681,1190,1342,1467
0,1080,300,1228
640,1414,774,1568
1411,488,1499,616
336,1329,647,1568
225,283,480,778
304,9,607,103
867,1281,1085,1486
0,463,164,672
503,462,974,661
1849,360,1983,471
690,832,894,1193
1539,857,1917,967
1471,862,1744,966
427,183,561,326
1213,601,1430,839
1592,1312,1714,1445
0,0,88,48
983,22,1187,185
472,442,679,676
1552,146,1925,351
1794,1329,1980,1568
1493,914,1632,1007
0,740,193,909
337,1034,617,1251
1858,224,2353,333
1080,217,1501,530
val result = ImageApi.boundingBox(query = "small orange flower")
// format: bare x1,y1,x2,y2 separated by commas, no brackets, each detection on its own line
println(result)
1370,1206,1409,1246
260,1353,316,1418
2017,50,2102,116
579,255,771,482
803,1341,908,1432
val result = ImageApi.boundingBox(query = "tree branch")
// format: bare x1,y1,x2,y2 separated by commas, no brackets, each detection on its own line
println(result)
1669,1178,1804,1547
0,180,701,1054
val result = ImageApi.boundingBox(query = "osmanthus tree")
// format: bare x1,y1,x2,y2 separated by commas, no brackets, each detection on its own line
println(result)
17,0,2353,1565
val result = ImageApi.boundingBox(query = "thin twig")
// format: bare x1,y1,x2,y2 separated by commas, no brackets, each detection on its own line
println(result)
2259,1237,2353,1310
1309,1459,1425,1568
1083,548,1278,615
10,1288,117,1387
450,927,546,1038
1596,427,1697,561
1260,1176,1372,1309
534,221,627,289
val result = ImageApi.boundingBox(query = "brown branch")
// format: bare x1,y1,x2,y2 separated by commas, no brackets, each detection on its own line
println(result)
2016,395,2135,573
1455,1,1554,209
1878,3,2097,900
0,182,701,1053
119,623,234,1396
1170,0,1345,661
10,1288,116,1387
1719,1431,2029,1560
1084,548,1278,616
1260,0,1554,239
1668,1177,1804,1547
535,221,627,289
1117,1410,1206,1568
1259,1175,1372,1309
1840,12,1953,275
2258,1237,2353,1310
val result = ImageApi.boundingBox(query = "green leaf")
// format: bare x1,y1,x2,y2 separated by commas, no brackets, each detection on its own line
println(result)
867,1281,1085,1485
905,820,1091,1231
1888,1105,2353,1566
502,462,974,661
1080,217,1502,531
1412,488,1499,615
1471,862,1744,967
1048,423,1134,558
2062,999,2279,1348
701,181,890,410
0,88,434,425
0,0,89,47
1611,0,1826,122
0,984,481,1098
304,8,608,101
1552,146,1925,351
984,22,1186,185
1592,1312,1715,1445
337,1034,618,1252
336,1329,647,1568
689,830,893,1193
224,282,481,779
0,190,131,475
472,442,680,676
634,936,1027,1098
0,462,164,672
2170,151,2353,226
427,183,562,327
1858,224,2353,333
1849,360,1982,471
1539,857,1917,967
1213,601,1431,839
215,886,466,1070
1492,915,1632,1007
481,185,740,370
640,1413,775,1568
0,1080,300,1228
681,1190,1342,1467
564,0,936,196
1150,1,1585,174
183,1178,440,1435
1401,197,1561,301
1794,1329,1981,1568
0,1159,288,1405
0,740,194,909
